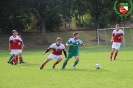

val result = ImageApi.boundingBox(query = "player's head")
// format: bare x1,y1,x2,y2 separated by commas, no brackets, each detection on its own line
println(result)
12,30,17,36
18,33,21,37
73,32,79,39
116,24,120,30
56,37,62,45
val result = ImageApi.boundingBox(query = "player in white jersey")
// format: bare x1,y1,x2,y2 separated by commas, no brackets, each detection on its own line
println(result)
110,24,124,61
9,30,21,65
40,37,67,70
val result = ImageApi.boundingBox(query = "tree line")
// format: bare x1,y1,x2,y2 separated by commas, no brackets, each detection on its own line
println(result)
0,0,132,41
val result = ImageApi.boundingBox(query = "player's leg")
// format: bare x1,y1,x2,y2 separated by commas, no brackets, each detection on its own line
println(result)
52,56,62,69
40,58,51,70
114,43,121,60
114,50,118,60
40,54,54,70
20,50,26,63
73,52,79,69
19,53,22,63
10,50,18,65
60,52,73,69
110,42,116,61
7,55,13,63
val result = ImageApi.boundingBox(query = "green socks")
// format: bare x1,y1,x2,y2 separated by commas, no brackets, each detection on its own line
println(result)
8,55,13,62
62,61,67,68
73,60,79,66
21,57,24,62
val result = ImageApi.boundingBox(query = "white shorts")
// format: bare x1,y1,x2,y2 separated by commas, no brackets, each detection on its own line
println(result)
10,50,19,55
18,50,22,53
112,42,121,50
47,54,62,59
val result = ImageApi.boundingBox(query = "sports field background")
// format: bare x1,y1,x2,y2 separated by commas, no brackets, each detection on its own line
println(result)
0,48,133,88
0,30,133,88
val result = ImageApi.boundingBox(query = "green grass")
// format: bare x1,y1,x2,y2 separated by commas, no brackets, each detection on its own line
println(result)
0,48,133,88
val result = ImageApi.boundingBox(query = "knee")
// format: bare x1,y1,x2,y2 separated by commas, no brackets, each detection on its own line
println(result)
65,59,69,62
58,58,62,61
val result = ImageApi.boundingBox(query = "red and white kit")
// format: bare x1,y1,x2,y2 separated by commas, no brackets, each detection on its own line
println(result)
112,29,124,50
17,37,23,54
47,43,65,59
9,36,22,55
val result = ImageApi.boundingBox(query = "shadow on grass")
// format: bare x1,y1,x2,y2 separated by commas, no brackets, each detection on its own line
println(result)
46,68,109,72
17,63,40,66
117,59,133,61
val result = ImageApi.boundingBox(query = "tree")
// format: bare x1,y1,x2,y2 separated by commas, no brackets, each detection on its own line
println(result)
22,0,64,42
86,0,116,39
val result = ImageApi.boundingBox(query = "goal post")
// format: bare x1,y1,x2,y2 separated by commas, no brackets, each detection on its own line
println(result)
97,27,133,48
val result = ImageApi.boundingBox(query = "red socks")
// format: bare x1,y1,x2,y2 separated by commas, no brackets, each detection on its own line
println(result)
110,51,118,59
41,64,44,68
54,61,59,66
11,57,17,64
114,52,118,58
110,52,114,59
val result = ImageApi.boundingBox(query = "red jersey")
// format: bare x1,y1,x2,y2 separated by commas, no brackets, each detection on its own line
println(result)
17,37,23,49
48,43,65,55
112,29,124,43
9,36,21,49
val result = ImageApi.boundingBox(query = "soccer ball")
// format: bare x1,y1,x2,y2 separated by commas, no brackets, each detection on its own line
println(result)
95,64,101,69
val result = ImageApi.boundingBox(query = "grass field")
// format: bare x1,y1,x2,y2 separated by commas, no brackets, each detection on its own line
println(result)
0,48,133,88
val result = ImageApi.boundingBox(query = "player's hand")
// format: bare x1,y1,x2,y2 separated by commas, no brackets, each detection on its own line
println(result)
42,52,46,55
118,37,121,39
111,39,113,42
66,44,72,46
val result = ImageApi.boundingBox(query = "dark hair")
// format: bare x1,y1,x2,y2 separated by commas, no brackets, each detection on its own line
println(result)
73,32,78,36
18,33,21,35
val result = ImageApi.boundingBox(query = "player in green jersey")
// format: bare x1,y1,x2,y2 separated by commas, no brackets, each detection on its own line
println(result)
60,32,87,70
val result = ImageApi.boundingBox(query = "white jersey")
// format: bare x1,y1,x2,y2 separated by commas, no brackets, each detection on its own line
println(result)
48,43,65,55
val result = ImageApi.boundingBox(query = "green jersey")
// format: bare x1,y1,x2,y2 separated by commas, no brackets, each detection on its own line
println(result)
66,38,83,52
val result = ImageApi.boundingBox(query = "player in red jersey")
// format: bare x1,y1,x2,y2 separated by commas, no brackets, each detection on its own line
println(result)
110,24,124,61
9,30,22,65
40,37,67,70
8,33,25,63
17,33,26,63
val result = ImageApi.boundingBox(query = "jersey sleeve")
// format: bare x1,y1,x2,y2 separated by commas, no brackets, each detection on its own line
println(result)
112,30,115,37
9,36,13,41
48,44,55,49
66,38,72,44
79,39,83,45
121,30,124,36
62,44,65,49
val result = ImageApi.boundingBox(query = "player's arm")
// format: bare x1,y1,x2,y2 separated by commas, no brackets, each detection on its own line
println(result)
42,48,51,55
66,39,72,47
63,49,67,58
111,37,114,42
111,33,114,42
81,44,87,53
66,43,72,46
9,41,10,51
118,33,124,39
9,37,12,51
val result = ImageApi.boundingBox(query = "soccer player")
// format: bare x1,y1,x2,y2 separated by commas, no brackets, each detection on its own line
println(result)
110,24,124,61
17,33,26,63
60,32,87,70
7,33,25,63
9,30,22,65
40,37,67,70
